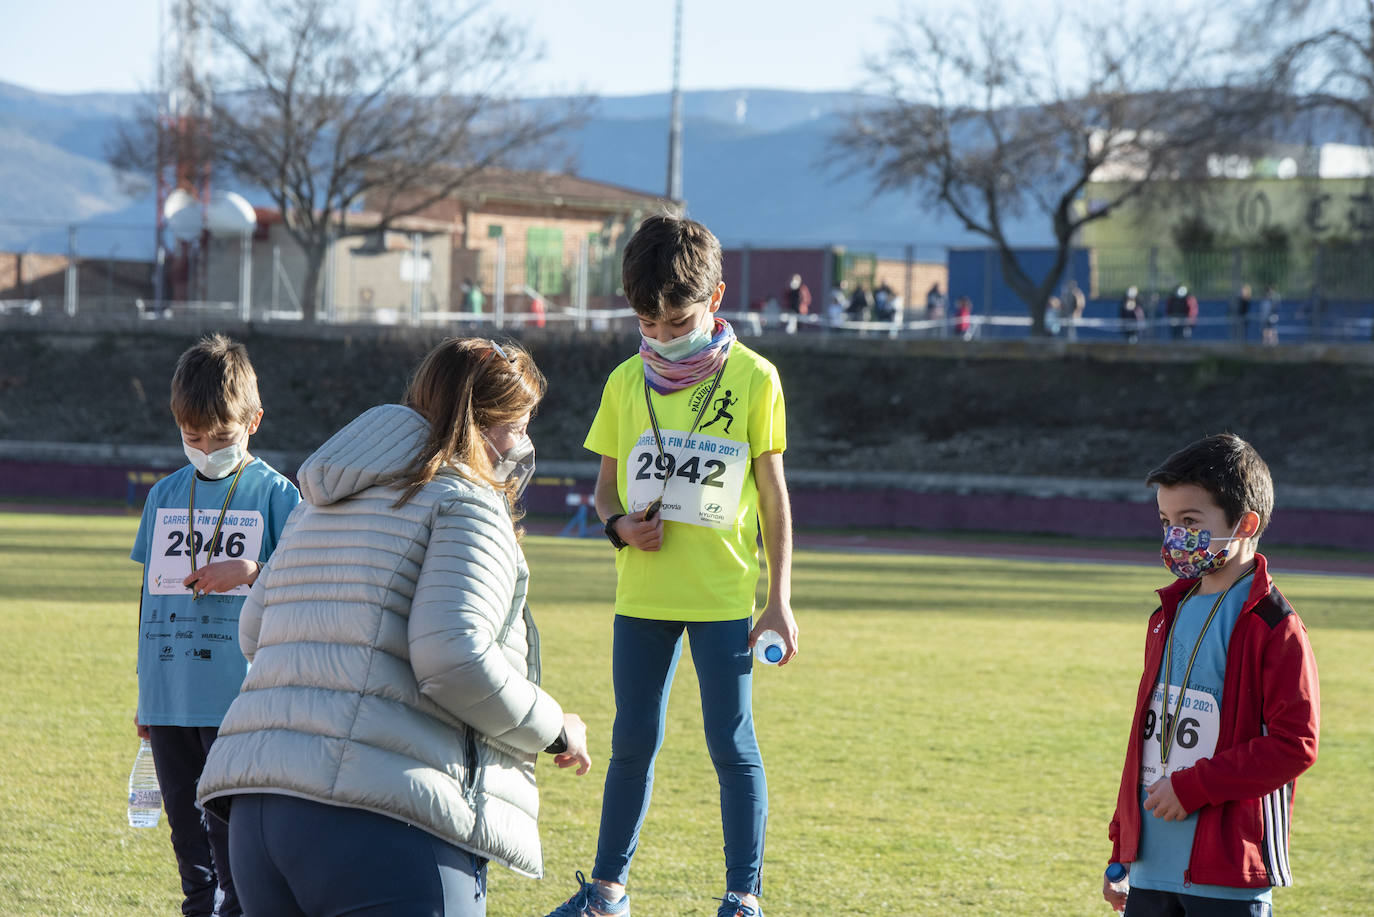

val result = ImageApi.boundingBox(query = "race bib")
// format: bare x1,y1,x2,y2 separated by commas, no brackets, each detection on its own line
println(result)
626,427,748,529
1140,682,1221,784
146,507,265,596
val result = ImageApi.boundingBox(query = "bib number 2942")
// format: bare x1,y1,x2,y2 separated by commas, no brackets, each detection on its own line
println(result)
626,428,747,529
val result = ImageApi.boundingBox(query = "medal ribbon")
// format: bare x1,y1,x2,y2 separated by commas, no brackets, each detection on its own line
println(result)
642,359,729,506
187,460,247,600
1158,566,1253,773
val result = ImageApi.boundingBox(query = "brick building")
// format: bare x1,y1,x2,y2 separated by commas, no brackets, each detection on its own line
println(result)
384,169,672,314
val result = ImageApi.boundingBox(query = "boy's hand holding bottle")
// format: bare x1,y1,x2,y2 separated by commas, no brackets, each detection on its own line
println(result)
749,601,798,666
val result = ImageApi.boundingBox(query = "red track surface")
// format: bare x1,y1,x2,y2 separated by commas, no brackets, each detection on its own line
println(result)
7,503,1371,578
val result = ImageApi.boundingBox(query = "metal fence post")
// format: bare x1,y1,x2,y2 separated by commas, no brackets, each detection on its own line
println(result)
904,244,914,314
324,231,338,323
65,225,78,317
1147,246,1160,339
410,232,423,326
271,245,281,315
494,232,506,330
740,244,751,310
239,228,253,323
576,236,589,331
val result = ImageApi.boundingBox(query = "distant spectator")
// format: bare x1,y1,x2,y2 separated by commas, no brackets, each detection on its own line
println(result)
762,294,781,331
1234,284,1252,342
925,282,947,322
954,295,973,340
1044,296,1063,336
826,285,846,327
1259,284,1280,346
847,283,871,321
829,284,846,309
873,282,896,322
1063,279,1086,341
782,273,811,334
462,277,485,315
1119,286,1144,344
1165,285,1198,340
529,292,546,329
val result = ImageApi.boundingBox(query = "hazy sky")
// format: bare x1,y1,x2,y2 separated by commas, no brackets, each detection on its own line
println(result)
0,0,916,97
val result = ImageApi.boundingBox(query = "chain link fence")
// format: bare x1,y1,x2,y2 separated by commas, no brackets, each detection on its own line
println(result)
3,219,1371,344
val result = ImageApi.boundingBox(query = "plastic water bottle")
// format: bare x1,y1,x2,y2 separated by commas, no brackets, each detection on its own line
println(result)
127,738,162,828
1105,862,1130,896
753,630,785,665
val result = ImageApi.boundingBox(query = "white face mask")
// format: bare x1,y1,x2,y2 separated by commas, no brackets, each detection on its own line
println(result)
184,440,246,480
642,322,714,362
485,433,536,499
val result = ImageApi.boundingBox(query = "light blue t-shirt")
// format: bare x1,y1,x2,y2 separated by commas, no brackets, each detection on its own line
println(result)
131,458,299,726
1133,570,1271,902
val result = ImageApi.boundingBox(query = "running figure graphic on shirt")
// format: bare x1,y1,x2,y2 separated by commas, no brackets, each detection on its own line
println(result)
700,390,738,435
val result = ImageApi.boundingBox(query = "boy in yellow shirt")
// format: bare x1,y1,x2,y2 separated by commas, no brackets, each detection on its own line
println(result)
544,214,798,917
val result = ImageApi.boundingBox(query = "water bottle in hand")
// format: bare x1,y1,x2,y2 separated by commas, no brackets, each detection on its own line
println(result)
1105,862,1130,903
127,738,162,828
753,630,785,665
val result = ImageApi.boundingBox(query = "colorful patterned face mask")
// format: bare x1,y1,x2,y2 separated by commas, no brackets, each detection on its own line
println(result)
1160,524,1240,579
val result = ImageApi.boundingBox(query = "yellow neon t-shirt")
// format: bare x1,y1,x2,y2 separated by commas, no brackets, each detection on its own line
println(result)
584,342,787,621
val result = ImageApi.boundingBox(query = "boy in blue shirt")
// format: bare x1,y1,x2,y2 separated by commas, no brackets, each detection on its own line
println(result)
544,214,798,917
1105,433,1320,916
131,334,299,916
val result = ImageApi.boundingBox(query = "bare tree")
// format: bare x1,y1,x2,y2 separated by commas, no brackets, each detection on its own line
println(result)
110,0,588,320
1247,0,1374,141
833,1,1266,334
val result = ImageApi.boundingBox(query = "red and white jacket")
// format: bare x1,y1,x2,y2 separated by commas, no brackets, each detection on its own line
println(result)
1109,553,1320,888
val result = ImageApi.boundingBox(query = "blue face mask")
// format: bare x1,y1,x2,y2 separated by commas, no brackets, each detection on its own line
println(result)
642,322,713,362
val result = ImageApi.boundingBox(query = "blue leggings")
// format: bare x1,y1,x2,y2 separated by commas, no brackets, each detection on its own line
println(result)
593,615,767,895
227,793,488,916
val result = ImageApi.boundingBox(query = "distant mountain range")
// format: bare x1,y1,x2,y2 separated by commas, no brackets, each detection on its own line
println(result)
0,81,1362,260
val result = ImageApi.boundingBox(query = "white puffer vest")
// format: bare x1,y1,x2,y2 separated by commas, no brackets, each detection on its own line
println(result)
198,404,564,877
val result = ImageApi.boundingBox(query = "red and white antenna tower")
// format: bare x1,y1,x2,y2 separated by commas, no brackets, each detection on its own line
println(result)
155,0,212,307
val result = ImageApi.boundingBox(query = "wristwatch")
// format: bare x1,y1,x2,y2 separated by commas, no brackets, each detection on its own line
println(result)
604,513,628,550
544,727,569,755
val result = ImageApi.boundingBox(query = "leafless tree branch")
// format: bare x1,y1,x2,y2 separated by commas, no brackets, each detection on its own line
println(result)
831,0,1270,333
109,0,590,320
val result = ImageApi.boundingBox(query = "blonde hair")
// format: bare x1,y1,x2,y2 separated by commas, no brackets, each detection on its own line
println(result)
169,334,262,430
393,337,545,509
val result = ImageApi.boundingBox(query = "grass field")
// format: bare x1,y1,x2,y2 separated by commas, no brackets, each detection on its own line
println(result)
0,511,1370,916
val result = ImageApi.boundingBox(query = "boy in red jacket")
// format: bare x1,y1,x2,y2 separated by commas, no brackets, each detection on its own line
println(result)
1104,433,1319,916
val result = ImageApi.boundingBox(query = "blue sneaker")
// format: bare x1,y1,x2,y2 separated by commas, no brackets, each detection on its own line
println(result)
716,893,761,917
543,871,630,917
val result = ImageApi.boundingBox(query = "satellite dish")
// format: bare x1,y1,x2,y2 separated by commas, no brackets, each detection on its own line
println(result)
164,190,257,241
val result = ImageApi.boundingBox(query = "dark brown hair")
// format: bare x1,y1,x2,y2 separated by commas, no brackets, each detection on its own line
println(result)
621,212,722,318
393,338,545,509
1146,433,1274,536
169,334,262,430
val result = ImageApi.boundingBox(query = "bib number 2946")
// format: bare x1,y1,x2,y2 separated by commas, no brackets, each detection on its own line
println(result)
147,508,264,596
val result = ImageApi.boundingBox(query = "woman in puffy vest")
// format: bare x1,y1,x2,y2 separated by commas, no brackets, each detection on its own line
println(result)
198,337,592,916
